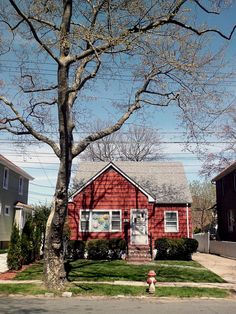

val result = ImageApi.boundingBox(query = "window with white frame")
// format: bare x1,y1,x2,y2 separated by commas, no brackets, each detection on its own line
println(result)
164,211,178,232
3,167,9,189
18,176,24,195
228,209,235,232
80,210,121,232
4,205,10,216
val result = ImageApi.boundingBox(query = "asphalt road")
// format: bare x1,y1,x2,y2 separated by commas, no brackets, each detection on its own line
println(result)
1,297,236,314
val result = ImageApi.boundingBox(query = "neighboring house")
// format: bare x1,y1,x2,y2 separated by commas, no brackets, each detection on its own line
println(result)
212,161,236,242
68,162,192,260
0,154,34,249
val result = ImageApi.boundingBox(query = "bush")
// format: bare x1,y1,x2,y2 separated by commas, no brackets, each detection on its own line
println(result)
66,240,85,260
154,237,198,260
21,218,34,265
7,223,22,270
86,239,109,260
108,238,126,259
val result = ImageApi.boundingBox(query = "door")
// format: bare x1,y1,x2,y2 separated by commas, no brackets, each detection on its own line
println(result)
131,209,148,245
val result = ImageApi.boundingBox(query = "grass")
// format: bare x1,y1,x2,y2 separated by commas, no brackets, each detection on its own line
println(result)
15,259,225,283
70,283,229,298
0,283,46,295
0,283,229,298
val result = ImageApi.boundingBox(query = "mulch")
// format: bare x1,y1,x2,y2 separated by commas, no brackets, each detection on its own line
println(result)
0,265,31,280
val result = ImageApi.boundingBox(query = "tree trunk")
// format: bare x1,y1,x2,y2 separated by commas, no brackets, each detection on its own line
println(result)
43,158,72,290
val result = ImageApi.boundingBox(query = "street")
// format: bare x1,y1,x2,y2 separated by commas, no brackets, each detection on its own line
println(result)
0,297,236,314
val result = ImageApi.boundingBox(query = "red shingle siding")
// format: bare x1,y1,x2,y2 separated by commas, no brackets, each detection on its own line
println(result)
68,168,192,244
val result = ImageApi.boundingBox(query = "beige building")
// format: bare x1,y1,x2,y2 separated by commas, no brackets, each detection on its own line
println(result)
0,154,34,249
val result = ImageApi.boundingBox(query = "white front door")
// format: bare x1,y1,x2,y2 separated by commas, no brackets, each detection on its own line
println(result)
131,209,148,245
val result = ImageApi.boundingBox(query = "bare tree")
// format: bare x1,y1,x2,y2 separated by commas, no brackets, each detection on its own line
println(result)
81,123,164,161
200,109,236,177
0,0,235,289
190,180,216,233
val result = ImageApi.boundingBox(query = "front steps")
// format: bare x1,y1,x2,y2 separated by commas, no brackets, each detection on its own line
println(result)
126,245,152,263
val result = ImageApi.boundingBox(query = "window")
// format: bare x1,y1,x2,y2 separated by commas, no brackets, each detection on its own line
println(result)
4,205,10,216
228,209,235,233
80,210,121,232
3,167,9,189
164,211,178,232
18,176,24,195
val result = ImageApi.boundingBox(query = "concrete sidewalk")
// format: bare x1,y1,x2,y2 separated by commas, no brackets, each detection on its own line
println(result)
193,252,236,284
0,254,8,274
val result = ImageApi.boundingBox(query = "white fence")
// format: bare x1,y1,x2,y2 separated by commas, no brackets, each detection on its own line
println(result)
193,233,210,253
193,233,236,259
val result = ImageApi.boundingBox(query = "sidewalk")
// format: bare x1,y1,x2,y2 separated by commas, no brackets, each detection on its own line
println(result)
192,252,236,284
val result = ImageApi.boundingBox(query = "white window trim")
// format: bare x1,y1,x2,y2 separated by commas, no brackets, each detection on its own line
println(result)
0,202,2,215
4,205,10,216
164,210,179,233
79,209,122,233
3,167,9,190
18,176,24,195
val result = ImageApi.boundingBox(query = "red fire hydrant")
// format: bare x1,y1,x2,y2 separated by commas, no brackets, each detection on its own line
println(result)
147,270,157,294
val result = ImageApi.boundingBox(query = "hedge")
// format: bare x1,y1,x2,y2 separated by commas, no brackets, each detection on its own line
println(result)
154,237,198,260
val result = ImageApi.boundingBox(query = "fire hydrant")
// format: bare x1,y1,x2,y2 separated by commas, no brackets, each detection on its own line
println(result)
147,270,157,294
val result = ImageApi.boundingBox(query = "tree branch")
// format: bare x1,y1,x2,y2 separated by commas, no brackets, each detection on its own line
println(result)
169,19,236,40
8,0,59,63
0,96,60,157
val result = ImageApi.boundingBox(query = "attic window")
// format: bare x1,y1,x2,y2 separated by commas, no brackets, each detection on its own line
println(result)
164,211,178,232
19,176,24,195
3,167,9,190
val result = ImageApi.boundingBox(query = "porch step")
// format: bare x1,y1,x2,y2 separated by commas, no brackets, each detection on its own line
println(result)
127,245,152,262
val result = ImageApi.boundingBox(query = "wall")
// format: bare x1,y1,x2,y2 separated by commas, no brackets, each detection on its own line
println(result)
210,240,236,259
0,163,29,243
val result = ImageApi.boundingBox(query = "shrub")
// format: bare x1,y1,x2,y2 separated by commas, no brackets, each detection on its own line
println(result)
108,238,126,259
21,218,34,265
154,238,198,260
7,223,22,270
86,239,109,260
66,240,85,260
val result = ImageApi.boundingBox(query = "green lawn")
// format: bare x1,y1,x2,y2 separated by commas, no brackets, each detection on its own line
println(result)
70,283,229,298
15,259,225,283
0,283,229,298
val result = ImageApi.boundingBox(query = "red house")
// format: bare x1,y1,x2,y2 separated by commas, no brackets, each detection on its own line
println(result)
68,162,192,260
212,161,236,242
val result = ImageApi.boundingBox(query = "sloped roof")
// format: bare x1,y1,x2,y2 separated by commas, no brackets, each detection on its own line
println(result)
0,154,34,180
73,161,192,204
212,161,236,182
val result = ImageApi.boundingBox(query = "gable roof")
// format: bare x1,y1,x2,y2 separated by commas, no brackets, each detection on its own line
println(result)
0,154,34,180
212,161,236,182
72,161,192,204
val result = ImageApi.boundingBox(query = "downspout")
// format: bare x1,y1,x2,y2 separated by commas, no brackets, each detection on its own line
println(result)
186,203,190,238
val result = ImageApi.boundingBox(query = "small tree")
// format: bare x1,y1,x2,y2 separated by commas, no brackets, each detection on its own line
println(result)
190,180,216,233
32,204,51,256
7,223,22,270
21,217,35,265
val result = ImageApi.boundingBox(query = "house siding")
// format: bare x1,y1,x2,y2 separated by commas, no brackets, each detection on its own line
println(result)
68,167,192,246
215,170,236,241
0,163,29,245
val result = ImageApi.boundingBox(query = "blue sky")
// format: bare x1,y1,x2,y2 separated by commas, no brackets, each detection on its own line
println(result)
1,1,236,205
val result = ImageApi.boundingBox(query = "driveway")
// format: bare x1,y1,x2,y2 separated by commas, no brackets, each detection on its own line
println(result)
193,252,236,284
0,254,8,273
